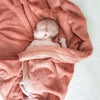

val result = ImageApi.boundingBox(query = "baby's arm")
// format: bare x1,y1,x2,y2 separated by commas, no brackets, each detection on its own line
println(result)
59,37,67,48
26,41,36,49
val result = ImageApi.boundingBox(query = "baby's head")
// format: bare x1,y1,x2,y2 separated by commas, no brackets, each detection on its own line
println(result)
34,19,59,40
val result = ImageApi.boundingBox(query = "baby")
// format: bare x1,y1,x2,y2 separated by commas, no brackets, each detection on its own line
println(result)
27,19,67,49
20,19,67,100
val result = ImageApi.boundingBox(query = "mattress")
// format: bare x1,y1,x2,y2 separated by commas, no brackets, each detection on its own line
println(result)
65,0,100,100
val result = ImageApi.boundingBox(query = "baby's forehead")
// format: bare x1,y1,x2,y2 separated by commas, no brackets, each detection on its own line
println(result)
38,19,57,24
36,19,58,28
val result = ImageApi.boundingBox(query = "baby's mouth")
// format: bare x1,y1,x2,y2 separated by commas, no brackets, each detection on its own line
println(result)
44,33,48,38
44,34,47,37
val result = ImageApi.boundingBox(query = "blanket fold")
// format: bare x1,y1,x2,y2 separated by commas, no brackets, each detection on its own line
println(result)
0,0,93,100
19,44,92,64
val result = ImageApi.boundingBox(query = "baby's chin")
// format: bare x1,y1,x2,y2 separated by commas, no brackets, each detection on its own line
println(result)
34,37,44,40
34,35,49,40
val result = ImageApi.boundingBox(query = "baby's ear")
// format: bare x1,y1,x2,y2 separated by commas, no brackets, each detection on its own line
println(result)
44,31,50,38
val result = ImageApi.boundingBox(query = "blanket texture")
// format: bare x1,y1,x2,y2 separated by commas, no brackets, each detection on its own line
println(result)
0,0,93,100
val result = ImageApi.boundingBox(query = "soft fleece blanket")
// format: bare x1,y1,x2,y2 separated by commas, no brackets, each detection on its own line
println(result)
0,0,93,100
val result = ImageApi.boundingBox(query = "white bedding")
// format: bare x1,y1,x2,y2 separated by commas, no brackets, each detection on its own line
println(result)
0,0,100,100
65,0,100,100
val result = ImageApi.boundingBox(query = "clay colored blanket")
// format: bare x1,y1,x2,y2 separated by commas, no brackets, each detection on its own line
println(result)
0,0,93,100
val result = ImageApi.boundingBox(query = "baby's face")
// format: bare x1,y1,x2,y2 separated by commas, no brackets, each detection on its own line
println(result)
34,30,50,39
34,19,59,40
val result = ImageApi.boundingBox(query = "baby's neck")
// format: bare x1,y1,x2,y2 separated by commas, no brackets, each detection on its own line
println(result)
35,38,52,41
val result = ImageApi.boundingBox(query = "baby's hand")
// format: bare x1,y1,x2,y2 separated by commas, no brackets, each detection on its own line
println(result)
59,37,67,48
59,37,66,43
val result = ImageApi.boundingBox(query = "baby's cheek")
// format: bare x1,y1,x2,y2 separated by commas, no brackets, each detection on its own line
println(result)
34,31,45,39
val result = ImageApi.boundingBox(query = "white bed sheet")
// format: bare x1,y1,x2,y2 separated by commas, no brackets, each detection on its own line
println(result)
65,0,100,100
0,0,100,100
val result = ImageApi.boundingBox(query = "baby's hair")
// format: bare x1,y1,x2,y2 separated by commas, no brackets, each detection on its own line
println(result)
36,18,59,39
